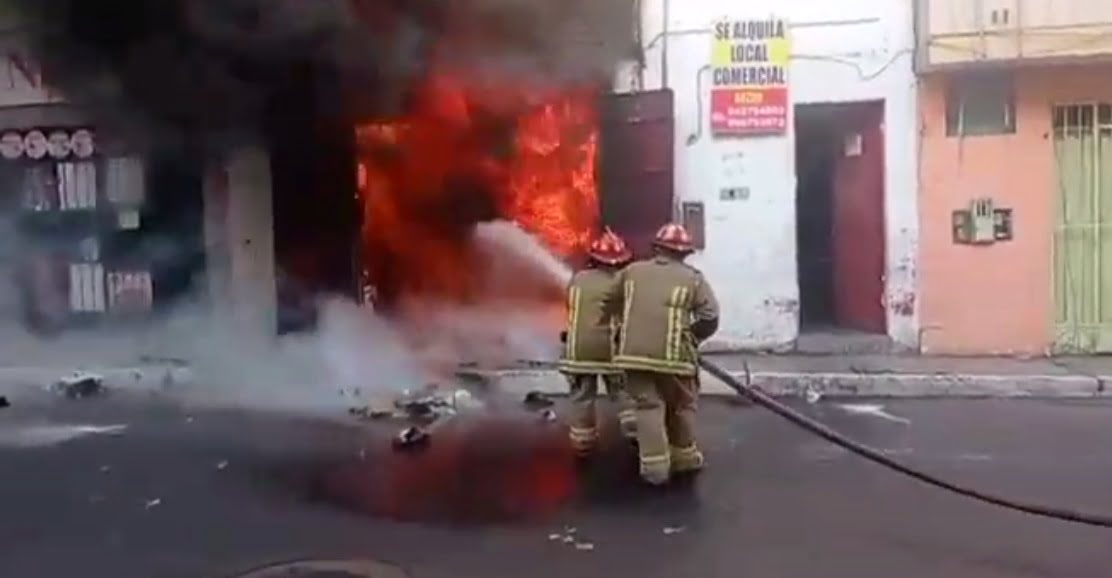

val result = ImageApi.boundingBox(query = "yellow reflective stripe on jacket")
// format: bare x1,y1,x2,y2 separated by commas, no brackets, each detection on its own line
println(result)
558,359,623,375
565,286,581,360
665,286,690,362
611,354,697,376
618,279,635,354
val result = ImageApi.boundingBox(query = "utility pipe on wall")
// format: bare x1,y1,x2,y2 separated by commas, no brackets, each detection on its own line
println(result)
660,0,670,88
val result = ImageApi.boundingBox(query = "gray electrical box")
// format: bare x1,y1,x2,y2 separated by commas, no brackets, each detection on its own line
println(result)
681,201,706,250
969,198,995,243
953,198,1014,245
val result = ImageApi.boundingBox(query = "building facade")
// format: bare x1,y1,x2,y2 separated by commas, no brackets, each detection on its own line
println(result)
622,0,920,351
0,47,157,335
0,15,208,340
917,0,1112,355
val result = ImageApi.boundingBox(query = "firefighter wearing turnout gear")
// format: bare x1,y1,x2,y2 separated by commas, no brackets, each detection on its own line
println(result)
602,223,720,485
559,229,637,456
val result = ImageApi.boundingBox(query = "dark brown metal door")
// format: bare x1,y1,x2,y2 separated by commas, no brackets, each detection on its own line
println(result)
832,101,887,334
598,90,674,258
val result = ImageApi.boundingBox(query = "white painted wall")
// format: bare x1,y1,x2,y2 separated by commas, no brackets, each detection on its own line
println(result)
619,0,919,350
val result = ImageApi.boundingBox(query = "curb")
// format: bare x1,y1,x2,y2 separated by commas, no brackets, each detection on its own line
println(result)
460,369,1112,399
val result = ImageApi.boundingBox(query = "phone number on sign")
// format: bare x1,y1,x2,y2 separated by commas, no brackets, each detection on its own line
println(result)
716,104,786,117
714,116,787,130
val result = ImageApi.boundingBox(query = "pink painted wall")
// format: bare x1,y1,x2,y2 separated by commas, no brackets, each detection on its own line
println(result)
919,66,1112,355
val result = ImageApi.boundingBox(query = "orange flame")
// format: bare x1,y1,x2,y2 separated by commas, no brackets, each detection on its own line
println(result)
355,69,599,311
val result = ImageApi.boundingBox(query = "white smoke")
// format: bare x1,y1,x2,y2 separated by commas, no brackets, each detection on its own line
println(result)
138,297,434,415
396,220,569,370
1,221,569,416
174,220,567,411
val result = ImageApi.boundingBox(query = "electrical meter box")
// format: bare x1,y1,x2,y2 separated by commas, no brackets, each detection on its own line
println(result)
953,198,1011,245
969,198,996,243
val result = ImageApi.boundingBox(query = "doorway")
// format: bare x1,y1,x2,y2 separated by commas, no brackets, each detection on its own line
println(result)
794,101,886,341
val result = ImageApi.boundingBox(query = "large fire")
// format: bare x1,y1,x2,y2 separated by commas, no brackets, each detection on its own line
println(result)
355,70,600,313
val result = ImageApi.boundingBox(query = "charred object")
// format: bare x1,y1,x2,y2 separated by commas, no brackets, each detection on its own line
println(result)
523,390,555,409
348,405,394,420
54,372,106,399
392,426,431,450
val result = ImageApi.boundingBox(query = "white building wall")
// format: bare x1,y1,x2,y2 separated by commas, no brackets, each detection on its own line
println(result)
621,0,920,350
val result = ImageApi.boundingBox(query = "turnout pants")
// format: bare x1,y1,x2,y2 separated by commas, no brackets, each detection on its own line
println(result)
624,370,704,484
566,373,637,455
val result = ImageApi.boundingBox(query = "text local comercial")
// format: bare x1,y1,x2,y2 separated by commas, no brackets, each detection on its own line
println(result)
712,20,786,88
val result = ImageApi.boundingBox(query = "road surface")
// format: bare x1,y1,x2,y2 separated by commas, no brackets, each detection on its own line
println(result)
1,388,1109,578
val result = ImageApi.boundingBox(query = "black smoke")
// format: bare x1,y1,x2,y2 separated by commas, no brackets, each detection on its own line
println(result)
5,0,636,153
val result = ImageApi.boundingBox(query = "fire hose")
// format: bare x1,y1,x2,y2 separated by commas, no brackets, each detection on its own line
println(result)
697,358,1112,529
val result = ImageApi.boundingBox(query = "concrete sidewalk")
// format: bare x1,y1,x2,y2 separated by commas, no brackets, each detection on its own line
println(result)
2,324,1110,399
463,354,1112,398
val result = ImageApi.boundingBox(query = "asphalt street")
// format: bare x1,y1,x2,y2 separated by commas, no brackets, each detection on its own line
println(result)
1,388,1110,578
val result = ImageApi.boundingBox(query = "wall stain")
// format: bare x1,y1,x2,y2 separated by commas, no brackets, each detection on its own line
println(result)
763,297,800,315
890,291,915,317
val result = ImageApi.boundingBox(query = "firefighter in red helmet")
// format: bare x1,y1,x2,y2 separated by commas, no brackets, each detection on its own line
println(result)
559,229,636,456
602,223,720,485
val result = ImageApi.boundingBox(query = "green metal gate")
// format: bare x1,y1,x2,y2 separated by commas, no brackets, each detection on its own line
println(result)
1053,104,1112,353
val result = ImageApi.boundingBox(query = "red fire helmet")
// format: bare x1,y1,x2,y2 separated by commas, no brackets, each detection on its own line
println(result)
653,223,695,253
588,228,632,265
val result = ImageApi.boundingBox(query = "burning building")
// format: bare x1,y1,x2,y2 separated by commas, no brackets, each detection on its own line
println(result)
0,0,677,364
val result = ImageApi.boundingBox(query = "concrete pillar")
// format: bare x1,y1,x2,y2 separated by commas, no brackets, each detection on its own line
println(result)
203,146,277,339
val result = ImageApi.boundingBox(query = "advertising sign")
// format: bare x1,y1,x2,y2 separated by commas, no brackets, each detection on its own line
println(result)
710,18,790,136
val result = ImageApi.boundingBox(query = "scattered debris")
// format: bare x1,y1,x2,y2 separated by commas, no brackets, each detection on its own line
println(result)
54,372,106,399
523,390,555,409
216,461,229,470
348,405,394,420
549,526,595,549
538,409,558,423
392,426,430,451
395,391,457,421
144,498,162,510
451,389,483,411
351,387,482,422
0,396,9,409
804,386,823,404
99,465,112,474
663,526,686,535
